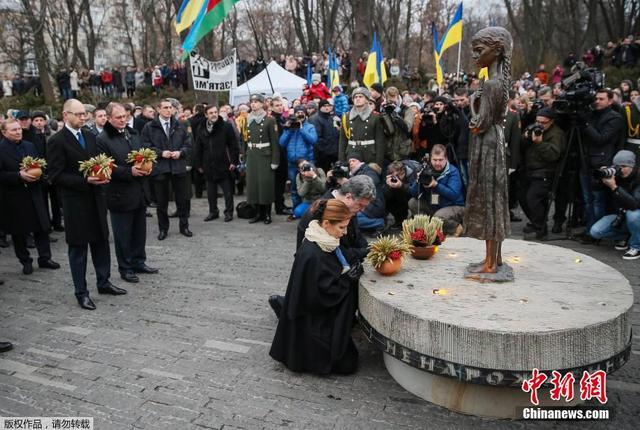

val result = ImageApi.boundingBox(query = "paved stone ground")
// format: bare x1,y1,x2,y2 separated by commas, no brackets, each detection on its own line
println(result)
0,196,638,429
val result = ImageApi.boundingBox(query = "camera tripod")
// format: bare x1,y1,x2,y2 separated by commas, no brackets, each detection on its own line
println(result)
542,116,588,241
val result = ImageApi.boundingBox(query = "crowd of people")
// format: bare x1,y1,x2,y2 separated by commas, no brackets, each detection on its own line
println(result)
1,38,639,364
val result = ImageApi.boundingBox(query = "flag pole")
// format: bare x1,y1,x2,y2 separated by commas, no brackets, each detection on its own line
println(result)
456,39,462,80
245,4,275,95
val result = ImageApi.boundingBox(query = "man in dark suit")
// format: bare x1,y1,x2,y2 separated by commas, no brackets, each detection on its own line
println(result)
141,99,192,240
0,118,60,274
97,103,158,283
47,99,126,310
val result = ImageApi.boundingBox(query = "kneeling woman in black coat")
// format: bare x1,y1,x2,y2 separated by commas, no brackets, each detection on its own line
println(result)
269,199,364,375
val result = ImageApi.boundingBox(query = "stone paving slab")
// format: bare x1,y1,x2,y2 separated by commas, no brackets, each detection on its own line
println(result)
0,197,638,429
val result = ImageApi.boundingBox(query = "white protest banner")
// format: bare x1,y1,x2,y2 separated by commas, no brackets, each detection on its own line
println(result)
190,49,237,92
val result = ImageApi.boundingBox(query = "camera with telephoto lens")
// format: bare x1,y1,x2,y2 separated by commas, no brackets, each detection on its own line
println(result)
384,103,397,114
525,123,544,138
390,175,399,184
592,165,621,180
418,155,440,185
301,163,313,172
285,119,301,129
610,209,627,229
552,64,603,115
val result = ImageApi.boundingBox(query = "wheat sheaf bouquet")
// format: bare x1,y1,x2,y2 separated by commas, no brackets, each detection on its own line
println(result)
79,154,115,181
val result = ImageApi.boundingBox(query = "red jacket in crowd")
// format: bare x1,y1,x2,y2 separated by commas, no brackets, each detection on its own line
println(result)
308,82,331,100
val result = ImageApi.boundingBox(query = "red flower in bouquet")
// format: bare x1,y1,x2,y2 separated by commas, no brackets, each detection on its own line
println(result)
92,165,101,174
435,230,445,245
410,228,426,243
388,250,402,261
135,154,144,163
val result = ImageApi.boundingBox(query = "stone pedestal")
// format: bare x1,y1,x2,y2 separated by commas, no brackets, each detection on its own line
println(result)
359,238,633,419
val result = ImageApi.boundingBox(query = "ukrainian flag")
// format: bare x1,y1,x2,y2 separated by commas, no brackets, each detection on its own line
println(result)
432,23,444,86
327,48,340,89
363,33,387,89
439,3,463,54
432,3,463,86
175,0,206,34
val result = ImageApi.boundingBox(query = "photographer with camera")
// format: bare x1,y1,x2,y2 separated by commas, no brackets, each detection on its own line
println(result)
380,87,414,163
325,160,350,191
578,89,626,243
408,144,465,235
292,159,326,219
308,99,339,173
383,159,421,228
589,150,640,260
279,105,318,210
519,108,566,239
418,96,463,166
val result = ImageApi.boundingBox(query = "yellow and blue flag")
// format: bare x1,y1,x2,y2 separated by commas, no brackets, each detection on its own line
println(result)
327,48,340,90
439,3,463,54
433,2,463,85
175,0,206,34
363,33,387,89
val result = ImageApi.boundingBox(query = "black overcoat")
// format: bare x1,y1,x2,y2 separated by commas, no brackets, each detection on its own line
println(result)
96,122,146,212
140,117,191,176
193,117,239,182
47,127,109,245
269,240,358,375
0,138,50,235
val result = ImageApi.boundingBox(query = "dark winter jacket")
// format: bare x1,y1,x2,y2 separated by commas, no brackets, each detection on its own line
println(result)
141,116,192,176
193,116,239,181
96,121,146,212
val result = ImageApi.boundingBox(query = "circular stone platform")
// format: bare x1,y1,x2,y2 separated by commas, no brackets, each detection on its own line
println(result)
359,237,633,418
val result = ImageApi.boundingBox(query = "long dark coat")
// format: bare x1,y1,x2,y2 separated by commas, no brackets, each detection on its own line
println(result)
244,115,279,205
0,138,50,235
269,240,358,375
47,127,109,245
96,122,146,212
194,117,239,182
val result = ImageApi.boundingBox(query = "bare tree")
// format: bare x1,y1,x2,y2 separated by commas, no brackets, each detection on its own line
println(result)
19,0,56,103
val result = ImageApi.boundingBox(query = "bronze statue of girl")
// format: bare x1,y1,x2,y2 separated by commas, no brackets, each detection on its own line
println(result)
464,27,513,277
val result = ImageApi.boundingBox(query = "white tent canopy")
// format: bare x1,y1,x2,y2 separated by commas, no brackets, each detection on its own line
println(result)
230,61,307,106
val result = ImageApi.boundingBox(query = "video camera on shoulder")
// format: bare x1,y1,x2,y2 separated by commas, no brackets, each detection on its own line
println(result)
285,119,301,129
418,155,440,185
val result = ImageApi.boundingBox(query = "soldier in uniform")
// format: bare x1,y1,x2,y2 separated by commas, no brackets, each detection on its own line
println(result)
338,87,386,168
244,94,280,224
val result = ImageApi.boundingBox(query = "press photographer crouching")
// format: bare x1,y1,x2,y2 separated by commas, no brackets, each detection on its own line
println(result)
408,144,465,236
519,108,566,239
292,159,326,219
383,159,421,228
589,150,640,260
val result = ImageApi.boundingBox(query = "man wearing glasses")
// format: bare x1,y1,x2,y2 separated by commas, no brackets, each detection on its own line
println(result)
519,107,566,239
47,99,126,310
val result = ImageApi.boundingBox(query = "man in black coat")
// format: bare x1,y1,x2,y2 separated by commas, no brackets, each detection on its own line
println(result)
97,103,158,283
579,89,626,242
0,119,60,274
194,105,239,222
141,99,192,240
47,99,126,310
308,99,339,173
